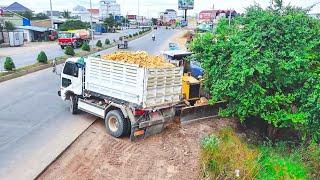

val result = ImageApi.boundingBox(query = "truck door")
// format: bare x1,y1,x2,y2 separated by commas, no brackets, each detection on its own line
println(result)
61,61,83,99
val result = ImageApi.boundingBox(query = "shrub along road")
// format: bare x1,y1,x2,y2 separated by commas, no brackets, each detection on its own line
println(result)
0,28,176,179
0,29,139,72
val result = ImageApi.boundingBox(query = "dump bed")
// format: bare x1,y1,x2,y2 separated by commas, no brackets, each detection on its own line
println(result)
85,57,183,109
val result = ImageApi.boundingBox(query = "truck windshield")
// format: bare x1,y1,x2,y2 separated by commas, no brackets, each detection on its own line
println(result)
58,32,73,38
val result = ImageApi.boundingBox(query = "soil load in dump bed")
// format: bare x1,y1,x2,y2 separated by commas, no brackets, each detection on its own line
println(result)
101,51,175,68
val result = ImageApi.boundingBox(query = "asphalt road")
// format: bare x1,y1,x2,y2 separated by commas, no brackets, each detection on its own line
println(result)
0,28,178,179
0,29,139,71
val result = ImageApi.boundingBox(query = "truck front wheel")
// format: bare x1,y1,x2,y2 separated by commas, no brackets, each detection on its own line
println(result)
69,95,78,114
105,110,128,138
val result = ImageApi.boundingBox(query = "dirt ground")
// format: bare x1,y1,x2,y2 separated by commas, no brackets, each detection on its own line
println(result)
38,118,237,180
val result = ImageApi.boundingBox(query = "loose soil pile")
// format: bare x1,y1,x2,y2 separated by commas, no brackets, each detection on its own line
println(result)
102,51,175,68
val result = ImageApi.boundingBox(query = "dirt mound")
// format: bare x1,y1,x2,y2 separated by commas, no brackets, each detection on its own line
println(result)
102,51,175,68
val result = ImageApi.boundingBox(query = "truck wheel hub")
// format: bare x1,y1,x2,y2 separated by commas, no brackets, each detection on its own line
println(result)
108,116,118,132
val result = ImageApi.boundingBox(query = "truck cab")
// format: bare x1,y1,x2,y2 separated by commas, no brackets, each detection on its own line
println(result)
59,58,84,101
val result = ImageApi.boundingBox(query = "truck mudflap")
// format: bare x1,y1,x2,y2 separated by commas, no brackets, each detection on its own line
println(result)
130,107,175,141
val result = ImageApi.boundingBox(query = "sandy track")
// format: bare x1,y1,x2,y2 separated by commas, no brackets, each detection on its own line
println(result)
38,118,237,180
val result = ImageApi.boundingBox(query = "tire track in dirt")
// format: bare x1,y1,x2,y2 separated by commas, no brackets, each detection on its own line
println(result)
38,118,237,180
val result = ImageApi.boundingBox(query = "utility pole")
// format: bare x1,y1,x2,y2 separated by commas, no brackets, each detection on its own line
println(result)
89,0,94,41
228,10,231,26
138,0,140,17
49,0,54,29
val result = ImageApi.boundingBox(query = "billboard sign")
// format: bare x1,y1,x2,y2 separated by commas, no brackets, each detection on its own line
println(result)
178,0,194,10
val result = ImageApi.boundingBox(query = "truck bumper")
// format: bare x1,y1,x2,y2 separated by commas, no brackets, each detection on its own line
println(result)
130,107,175,141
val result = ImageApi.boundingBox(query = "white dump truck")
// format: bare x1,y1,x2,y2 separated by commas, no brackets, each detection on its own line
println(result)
58,56,183,140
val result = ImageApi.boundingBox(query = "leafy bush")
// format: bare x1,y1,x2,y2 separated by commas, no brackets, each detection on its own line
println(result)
201,128,260,179
64,46,75,56
37,51,48,63
139,31,143,35
105,38,110,45
129,34,132,38
81,43,90,51
4,57,15,71
96,40,102,47
190,3,320,140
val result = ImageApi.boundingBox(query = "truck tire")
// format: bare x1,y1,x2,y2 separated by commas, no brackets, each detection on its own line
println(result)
61,45,65,49
105,110,128,138
69,95,78,114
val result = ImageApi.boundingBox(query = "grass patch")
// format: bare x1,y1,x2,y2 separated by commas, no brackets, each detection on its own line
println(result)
201,128,260,179
200,128,319,179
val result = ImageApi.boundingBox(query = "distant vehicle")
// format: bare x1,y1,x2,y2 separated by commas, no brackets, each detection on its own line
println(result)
117,36,128,49
180,20,188,27
153,26,157,30
58,29,91,49
169,43,179,50
152,34,155,41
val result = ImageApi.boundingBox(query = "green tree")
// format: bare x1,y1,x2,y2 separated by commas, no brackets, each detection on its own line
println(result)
37,51,48,63
190,3,320,140
81,42,90,51
62,10,71,19
4,21,15,31
65,46,75,56
59,20,89,31
4,57,15,71
103,14,117,32
96,40,102,47
34,13,49,20
17,11,33,20
151,18,158,25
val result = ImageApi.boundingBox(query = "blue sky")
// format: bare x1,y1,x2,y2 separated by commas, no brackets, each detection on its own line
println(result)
2,0,319,17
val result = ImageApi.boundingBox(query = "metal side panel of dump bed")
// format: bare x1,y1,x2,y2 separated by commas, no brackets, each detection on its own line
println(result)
85,57,183,109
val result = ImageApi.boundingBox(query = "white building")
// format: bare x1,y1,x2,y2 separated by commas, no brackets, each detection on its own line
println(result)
72,5,99,23
160,9,177,24
99,0,121,18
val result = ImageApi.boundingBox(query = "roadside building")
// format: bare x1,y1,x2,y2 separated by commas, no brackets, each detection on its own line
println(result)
198,9,237,24
99,0,121,18
5,2,32,13
31,19,64,29
160,9,177,25
46,11,61,19
16,25,54,42
72,5,100,23
0,2,32,27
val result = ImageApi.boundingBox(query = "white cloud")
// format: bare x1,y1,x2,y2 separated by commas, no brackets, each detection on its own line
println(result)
2,0,319,17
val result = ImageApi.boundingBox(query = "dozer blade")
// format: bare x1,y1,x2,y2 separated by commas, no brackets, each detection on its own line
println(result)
180,103,225,125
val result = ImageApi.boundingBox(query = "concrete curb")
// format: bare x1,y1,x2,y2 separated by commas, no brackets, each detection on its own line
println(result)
0,30,152,83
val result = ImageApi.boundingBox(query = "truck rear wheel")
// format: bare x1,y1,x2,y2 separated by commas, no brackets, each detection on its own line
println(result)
105,110,128,138
70,95,78,114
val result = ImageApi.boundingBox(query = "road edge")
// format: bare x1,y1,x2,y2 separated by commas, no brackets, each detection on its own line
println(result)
34,119,97,180
0,30,153,83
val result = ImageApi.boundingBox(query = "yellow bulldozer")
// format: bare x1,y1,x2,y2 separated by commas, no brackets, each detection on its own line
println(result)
162,50,224,124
